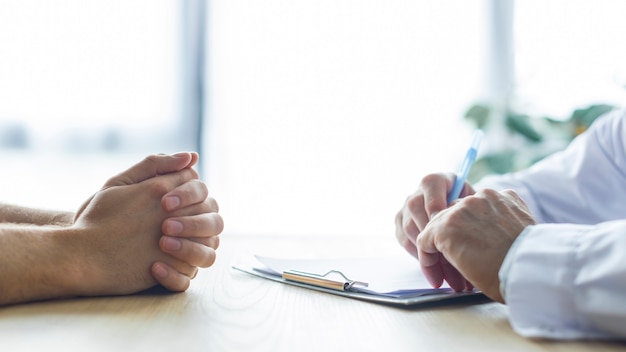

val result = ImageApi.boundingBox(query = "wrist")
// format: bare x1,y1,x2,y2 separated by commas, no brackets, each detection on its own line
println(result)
0,224,86,305
49,226,91,297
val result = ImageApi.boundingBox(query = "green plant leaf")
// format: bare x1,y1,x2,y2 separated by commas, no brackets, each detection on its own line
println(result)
464,104,491,129
505,113,543,142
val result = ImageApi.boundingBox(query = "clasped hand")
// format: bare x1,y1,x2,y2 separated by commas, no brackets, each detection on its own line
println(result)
71,152,223,297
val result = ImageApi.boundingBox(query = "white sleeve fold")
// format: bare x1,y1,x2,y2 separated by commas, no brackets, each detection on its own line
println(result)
500,220,626,340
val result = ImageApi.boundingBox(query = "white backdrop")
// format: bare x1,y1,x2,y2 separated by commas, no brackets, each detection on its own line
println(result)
204,1,488,237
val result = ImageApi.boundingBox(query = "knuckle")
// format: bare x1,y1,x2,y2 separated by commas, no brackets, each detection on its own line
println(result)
421,173,441,184
415,232,427,250
188,213,224,236
181,168,198,181
477,188,498,199
188,167,200,179
147,178,171,197
420,172,449,192
191,179,209,199
406,194,424,213
421,172,443,185
210,213,225,235
206,197,219,212
204,250,217,267
144,154,161,169
186,241,216,268
194,246,214,268
190,268,199,280
176,278,191,292
104,175,117,185
461,195,481,207
402,221,416,239
198,180,209,196
501,188,520,200
177,183,194,200
211,236,220,250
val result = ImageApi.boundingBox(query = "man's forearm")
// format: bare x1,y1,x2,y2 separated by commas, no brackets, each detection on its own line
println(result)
0,203,74,226
0,224,82,305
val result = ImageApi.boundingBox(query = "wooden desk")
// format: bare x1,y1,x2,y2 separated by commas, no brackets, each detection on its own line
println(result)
0,235,624,352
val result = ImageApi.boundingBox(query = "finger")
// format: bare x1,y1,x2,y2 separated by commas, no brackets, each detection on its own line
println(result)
143,168,200,200
162,213,224,238
189,235,220,250
419,253,445,288
416,226,445,288
151,262,192,292
159,236,217,268
105,152,199,187
178,235,221,251
161,179,211,212
405,193,429,234
420,173,453,220
401,205,422,245
395,210,419,259
188,152,199,169
190,267,199,279
440,255,467,292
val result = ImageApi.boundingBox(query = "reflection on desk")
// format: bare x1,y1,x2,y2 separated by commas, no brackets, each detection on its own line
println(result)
0,235,624,352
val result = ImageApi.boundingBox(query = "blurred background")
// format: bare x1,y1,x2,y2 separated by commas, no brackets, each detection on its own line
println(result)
1,0,625,238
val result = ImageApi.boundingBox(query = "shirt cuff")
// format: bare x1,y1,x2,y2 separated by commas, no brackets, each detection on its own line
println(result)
498,226,531,300
498,224,596,339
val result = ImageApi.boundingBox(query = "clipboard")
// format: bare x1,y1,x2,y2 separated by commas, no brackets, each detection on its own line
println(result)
232,255,487,307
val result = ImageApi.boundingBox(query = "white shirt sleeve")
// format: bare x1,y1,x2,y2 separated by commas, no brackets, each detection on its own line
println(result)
476,108,626,225
475,109,626,340
500,221,626,340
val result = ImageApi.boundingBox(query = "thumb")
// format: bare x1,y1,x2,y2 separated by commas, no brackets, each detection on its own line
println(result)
105,152,199,187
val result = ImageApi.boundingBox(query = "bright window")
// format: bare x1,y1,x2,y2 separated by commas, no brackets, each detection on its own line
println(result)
204,1,488,237
513,0,626,117
0,0,186,210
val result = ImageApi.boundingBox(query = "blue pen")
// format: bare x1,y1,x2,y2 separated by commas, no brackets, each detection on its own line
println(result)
447,130,484,205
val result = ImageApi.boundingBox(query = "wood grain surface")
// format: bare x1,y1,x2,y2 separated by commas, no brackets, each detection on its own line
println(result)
0,235,624,352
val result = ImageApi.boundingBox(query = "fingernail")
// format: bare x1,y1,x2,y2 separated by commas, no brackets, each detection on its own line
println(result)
153,264,168,279
173,152,189,158
164,196,181,211
163,237,182,251
165,220,183,235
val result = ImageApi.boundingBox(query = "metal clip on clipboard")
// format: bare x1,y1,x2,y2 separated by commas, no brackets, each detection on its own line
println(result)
282,269,369,292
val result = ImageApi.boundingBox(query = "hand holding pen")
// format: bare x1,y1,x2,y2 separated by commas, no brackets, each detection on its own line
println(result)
395,130,484,260
396,129,536,299
413,130,536,298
